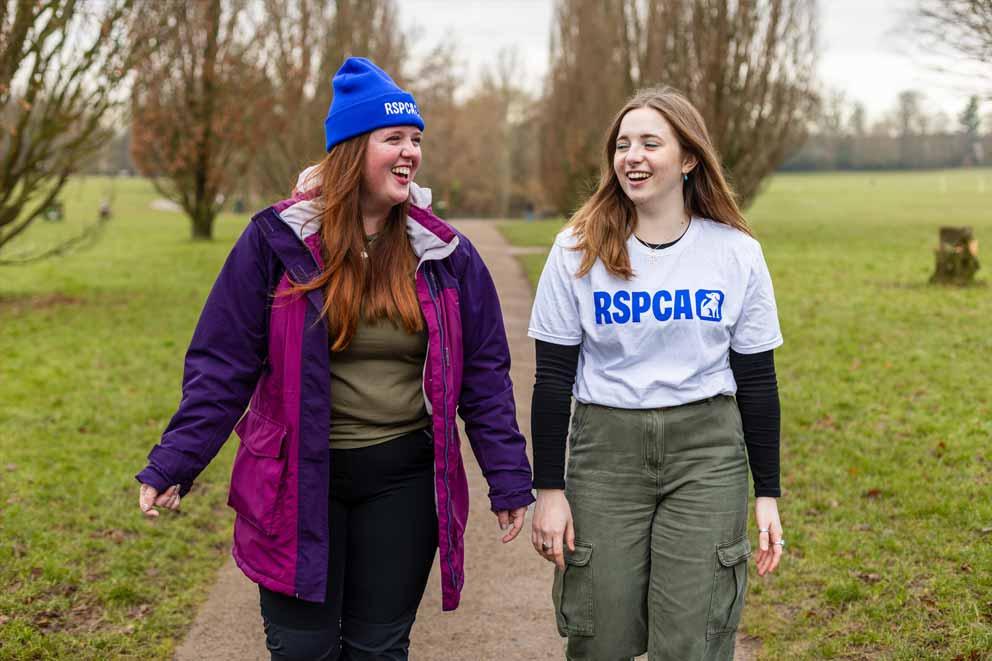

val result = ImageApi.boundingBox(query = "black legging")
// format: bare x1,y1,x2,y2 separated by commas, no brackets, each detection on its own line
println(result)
259,428,439,661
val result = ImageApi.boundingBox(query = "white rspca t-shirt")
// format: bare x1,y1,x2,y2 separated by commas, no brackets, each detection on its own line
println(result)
528,218,783,409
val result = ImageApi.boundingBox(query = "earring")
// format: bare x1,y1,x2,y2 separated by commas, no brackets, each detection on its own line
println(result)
683,173,688,182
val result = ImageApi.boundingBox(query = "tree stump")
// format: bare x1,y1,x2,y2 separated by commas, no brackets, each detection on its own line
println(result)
930,226,979,285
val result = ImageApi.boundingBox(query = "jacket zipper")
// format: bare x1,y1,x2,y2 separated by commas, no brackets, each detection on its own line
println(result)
425,265,458,591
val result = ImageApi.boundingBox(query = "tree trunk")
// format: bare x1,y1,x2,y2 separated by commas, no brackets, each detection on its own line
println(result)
191,206,214,240
930,226,979,285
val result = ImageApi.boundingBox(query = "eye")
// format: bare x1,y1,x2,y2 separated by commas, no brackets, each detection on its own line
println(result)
616,142,629,151
645,141,660,148
412,136,422,146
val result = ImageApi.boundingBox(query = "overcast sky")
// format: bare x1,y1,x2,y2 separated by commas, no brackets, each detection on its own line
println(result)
397,0,975,124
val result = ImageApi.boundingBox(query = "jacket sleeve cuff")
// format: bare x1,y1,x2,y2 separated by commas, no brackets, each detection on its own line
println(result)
135,464,172,493
489,489,535,512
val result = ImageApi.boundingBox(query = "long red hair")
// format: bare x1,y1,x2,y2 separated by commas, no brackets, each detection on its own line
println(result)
283,133,423,351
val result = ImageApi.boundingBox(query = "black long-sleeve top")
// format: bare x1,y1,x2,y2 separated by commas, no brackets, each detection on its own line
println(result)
531,340,782,497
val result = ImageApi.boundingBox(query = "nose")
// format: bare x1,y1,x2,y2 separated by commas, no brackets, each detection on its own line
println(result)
624,145,643,165
401,139,419,158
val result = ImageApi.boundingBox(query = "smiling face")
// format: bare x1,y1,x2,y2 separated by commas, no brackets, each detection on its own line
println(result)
361,125,422,214
612,106,695,208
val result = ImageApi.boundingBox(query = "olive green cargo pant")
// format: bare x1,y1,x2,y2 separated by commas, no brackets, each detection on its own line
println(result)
553,396,751,661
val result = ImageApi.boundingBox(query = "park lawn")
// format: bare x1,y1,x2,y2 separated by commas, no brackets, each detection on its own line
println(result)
0,178,253,659
499,169,992,660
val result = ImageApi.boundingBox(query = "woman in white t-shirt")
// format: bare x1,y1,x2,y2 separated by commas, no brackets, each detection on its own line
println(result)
528,87,784,660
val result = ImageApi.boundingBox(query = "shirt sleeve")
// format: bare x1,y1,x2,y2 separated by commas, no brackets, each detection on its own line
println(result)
730,242,783,354
528,239,583,346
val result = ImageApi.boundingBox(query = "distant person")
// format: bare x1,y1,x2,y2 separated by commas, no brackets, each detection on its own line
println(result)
528,87,785,660
136,57,534,660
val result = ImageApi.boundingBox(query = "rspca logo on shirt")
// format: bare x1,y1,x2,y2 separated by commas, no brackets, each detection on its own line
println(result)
593,288,725,324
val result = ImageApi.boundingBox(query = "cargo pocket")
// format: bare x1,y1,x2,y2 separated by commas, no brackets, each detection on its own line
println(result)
552,541,594,637
706,535,750,639
227,410,288,536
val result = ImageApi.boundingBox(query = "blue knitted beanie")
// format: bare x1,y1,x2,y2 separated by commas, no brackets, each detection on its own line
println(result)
324,57,424,152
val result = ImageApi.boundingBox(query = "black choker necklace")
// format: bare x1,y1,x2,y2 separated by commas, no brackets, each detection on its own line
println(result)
635,219,691,250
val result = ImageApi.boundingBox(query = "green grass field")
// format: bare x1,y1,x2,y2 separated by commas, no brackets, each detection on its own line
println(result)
500,169,992,660
0,178,250,659
1,171,990,659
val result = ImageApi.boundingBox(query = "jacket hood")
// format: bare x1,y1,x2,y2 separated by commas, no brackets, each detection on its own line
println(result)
274,165,457,263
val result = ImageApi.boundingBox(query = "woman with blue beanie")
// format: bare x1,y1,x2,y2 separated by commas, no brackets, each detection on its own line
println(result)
136,57,534,660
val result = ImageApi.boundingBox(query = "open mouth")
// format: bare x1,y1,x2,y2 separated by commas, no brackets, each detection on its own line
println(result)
626,171,652,182
391,165,411,183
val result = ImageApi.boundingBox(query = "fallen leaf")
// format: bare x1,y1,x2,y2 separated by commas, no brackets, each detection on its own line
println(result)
960,563,973,573
0,615,10,625
848,466,859,476
30,567,43,578
4,464,15,472
864,488,882,499
857,572,881,583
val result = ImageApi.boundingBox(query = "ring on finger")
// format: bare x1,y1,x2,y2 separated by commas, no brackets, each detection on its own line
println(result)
773,539,785,547
541,542,552,551
758,528,769,533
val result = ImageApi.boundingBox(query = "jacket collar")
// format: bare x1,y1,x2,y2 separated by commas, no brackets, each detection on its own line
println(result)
275,166,459,264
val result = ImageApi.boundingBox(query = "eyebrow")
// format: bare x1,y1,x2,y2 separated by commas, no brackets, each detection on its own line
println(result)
617,133,663,141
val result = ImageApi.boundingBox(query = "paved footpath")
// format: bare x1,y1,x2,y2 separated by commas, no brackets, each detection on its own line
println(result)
174,220,758,660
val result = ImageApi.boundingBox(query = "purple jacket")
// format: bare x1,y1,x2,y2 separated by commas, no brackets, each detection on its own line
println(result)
137,181,534,610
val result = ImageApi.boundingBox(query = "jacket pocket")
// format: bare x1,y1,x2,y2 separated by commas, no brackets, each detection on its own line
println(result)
228,409,288,536
706,535,750,639
552,541,595,637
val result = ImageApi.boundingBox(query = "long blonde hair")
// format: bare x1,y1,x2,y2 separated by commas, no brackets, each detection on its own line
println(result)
568,87,751,279
283,134,423,351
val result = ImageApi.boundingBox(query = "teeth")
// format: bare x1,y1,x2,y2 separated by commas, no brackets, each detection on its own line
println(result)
392,166,411,177
627,172,651,180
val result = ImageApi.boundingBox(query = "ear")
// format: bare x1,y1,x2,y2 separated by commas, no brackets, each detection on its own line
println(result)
682,153,699,175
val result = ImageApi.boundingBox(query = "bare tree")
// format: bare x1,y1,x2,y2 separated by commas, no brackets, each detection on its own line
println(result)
407,43,463,216
252,0,408,199
540,0,631,215
915,0,992,95
130,0,271,240
0,0,141,261
541,0,818,214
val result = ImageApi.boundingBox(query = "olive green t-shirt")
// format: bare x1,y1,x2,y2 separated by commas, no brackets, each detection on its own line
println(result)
329,318,432,449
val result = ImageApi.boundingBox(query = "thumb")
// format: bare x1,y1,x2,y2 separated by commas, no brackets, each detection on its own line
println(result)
565,517,575,552
140,484,159,517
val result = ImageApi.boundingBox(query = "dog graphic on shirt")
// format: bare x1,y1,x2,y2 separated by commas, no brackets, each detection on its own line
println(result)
696,290,724,321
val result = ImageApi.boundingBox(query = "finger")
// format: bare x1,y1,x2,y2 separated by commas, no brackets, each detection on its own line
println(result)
502,510,524,543
167,493,182,511
552,533,565,570
497,510,510,531
540,537,555,563
565,517,575,552
139,485,159,518
758,529,770,552
769,543,782,573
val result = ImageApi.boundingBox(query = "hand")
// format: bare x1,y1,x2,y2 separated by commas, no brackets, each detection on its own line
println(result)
139,483,182,519
495,506,527,543
531,489,574,569
754,496,783,576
